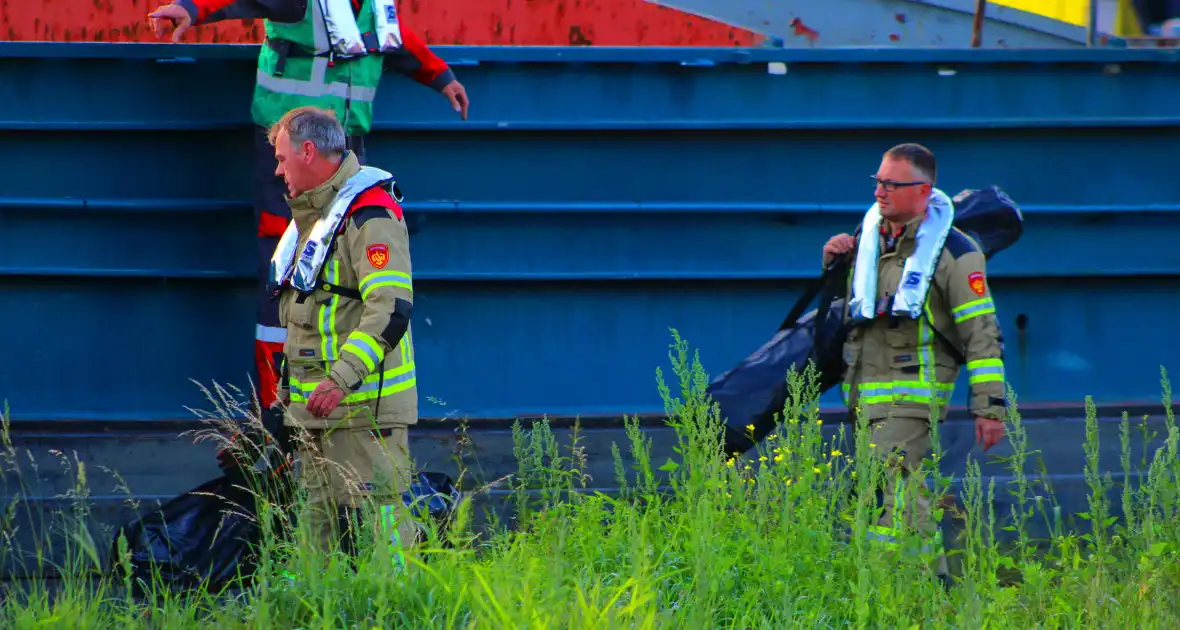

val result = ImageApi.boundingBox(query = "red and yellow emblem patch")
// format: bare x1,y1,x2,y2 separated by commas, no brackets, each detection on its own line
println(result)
968,271,987,296
366,244,389,269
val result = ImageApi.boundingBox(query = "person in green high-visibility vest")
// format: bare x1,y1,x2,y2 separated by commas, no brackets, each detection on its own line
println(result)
148,0,468,414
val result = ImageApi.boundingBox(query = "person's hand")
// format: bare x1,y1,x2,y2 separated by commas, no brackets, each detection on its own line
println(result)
822,233,856,265
216,440,244,474
441,80,469,120
975,416,1005,451
149,3,193,42
307,380,346,417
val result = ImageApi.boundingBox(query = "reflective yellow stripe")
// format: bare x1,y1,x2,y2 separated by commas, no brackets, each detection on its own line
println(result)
360,270,412,300
380,504,407,571
341,331,385,374
853,380,955,406
967,357,1005,385
952,297,995,323
919,302,935,384
865,524,941,555
289,362,415,404
866,524,901,550
318,260,341,361
399,335,412,364
865,478,943,556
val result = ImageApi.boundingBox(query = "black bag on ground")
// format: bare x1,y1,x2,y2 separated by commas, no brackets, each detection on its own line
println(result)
711,186,1025,457
402,471,464,544
110,469,465,592
110,475,262,594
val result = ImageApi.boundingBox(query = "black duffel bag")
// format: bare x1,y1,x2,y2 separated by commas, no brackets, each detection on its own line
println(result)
951,185,1024,261
710,259,850,457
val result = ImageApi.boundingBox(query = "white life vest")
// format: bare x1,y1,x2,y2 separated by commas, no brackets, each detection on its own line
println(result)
268,165,400,295
318,0,403,57
848,188,955,322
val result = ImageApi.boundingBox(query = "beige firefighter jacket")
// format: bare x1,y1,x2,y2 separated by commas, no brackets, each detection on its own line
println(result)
839,215,1007,424
277,152,417,430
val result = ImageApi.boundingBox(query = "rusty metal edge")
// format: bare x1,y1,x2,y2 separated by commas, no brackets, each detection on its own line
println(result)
2,41,1180,63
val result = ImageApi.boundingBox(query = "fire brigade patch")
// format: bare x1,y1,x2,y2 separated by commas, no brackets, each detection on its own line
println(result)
366,244,389,269
968,271,986,296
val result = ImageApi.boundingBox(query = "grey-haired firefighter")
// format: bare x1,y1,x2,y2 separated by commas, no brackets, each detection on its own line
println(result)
822,143,1007,584
148,0,467,415
261,105,420,566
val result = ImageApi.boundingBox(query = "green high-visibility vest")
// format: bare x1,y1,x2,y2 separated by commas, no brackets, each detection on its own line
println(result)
250,0,385,137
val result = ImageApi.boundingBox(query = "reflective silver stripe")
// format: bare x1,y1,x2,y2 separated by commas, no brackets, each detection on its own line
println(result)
255,324,287,344
269,166,396,290
371,0,404,50
891,189,953,318
310,0,329,84
255,69,377,102
319,0,367,56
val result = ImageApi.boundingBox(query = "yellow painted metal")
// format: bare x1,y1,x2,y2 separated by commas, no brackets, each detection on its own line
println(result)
988,0,1142,34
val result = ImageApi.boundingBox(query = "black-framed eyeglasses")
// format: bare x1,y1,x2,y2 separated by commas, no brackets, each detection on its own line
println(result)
871,176,928,192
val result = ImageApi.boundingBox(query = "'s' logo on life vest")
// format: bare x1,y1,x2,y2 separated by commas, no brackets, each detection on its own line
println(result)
367,244,389,269
968,271,986,296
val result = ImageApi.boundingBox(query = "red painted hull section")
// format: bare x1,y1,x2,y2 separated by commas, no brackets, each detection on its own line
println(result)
1,0,760,46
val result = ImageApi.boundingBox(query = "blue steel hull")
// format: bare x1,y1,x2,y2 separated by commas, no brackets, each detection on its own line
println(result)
1,43,1177,423
0,43,1178,579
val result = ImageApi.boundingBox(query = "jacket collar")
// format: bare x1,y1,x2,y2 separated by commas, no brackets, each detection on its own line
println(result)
287,151,361,234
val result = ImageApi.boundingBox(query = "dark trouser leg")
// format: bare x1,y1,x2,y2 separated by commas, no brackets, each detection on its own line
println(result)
253,126,290,410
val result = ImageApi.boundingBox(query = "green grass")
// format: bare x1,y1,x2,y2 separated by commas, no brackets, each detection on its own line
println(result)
1,330,1179,628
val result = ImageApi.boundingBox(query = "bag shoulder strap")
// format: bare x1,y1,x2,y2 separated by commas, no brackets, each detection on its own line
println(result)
779,259,848,331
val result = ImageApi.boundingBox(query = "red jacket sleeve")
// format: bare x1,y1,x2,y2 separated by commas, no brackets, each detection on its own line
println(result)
385,23,456,91
180,0,303,25
188,0,237,23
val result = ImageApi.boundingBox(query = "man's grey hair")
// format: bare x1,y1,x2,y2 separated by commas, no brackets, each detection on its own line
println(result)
884,142,937,184
267,106,347,158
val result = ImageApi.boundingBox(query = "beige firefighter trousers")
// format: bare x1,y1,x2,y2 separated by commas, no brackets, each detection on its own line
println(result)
867,415,950,576
288,422,419,557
